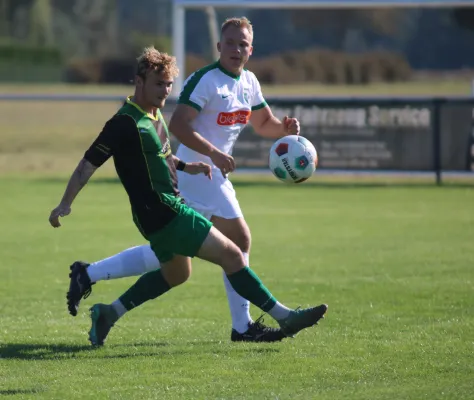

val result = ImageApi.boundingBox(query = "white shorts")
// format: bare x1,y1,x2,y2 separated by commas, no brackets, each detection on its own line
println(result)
177,169,243,221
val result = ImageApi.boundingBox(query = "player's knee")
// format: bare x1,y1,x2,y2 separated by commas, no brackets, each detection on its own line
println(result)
221,240,246,273
233,229,251,253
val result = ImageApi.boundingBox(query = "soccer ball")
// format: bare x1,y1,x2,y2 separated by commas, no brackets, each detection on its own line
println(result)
269,135,318,183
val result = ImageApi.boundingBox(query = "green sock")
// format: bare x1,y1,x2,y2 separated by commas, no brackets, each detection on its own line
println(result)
119,269,170,311
227,267,277,312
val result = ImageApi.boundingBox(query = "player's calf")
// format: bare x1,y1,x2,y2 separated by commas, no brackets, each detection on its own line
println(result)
160,255,192,287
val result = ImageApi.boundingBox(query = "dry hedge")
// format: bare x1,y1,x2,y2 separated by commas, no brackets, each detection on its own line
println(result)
65,49,411,85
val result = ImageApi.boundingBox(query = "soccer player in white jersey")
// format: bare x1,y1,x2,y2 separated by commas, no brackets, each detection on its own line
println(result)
66,17,305,342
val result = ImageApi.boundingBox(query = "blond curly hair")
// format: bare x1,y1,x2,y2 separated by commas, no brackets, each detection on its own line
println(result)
136,47,179,79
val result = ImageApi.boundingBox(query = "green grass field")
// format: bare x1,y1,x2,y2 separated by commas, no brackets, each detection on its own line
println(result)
0,176,473,399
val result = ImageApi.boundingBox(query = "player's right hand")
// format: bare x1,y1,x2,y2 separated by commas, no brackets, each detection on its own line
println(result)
49,204,71,228
210,149,235,177
184,162,212,180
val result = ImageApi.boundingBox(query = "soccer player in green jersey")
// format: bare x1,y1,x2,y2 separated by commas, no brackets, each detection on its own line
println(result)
49,47,327,346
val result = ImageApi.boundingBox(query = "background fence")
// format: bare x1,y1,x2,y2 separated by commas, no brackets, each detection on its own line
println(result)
2,93,472,183
231,97,474,185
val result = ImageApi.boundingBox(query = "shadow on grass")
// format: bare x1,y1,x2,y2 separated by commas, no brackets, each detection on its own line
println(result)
0,389,45,396
0,341,280,361
0,342,167,360
31,176,474,189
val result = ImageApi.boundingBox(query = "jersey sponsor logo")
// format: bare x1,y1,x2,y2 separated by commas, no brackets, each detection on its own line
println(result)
221,94,231,99
217,110,251,126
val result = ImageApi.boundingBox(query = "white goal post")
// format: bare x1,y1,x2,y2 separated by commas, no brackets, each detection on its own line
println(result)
172,0,474,96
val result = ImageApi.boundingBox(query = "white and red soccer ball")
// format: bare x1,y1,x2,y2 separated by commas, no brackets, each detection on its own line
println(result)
269,135,318,183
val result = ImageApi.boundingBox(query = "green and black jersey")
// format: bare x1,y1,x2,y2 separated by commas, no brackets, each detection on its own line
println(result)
84,97,182,236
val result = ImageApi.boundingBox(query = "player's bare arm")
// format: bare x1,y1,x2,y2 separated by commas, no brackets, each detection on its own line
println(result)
250,106,300,138
49,158,98,228
169,104,235,176
171,155,212,179
169,105,215,156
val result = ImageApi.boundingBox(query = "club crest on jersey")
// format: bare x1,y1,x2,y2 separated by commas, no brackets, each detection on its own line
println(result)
243,89,250,104
159,138,171,158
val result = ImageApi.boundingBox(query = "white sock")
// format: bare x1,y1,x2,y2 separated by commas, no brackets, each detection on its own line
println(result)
86,245,159,283
268,302,292,321
223,251,252,333
111,299,127,319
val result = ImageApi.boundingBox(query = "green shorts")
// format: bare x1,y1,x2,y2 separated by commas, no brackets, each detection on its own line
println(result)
147,203,213,263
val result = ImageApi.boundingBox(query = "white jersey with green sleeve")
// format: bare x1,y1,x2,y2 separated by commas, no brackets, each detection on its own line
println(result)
175,61,268,221
175,61,267,165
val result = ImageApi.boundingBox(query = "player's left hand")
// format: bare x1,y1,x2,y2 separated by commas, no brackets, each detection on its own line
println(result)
283,116,300,135
184,162,212,180
49,204,71,228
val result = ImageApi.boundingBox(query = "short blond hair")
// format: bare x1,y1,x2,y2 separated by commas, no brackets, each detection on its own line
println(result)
221,17,253,38
136,47,179,79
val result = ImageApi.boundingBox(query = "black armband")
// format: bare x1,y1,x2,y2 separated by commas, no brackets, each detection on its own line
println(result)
176,160,187,171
